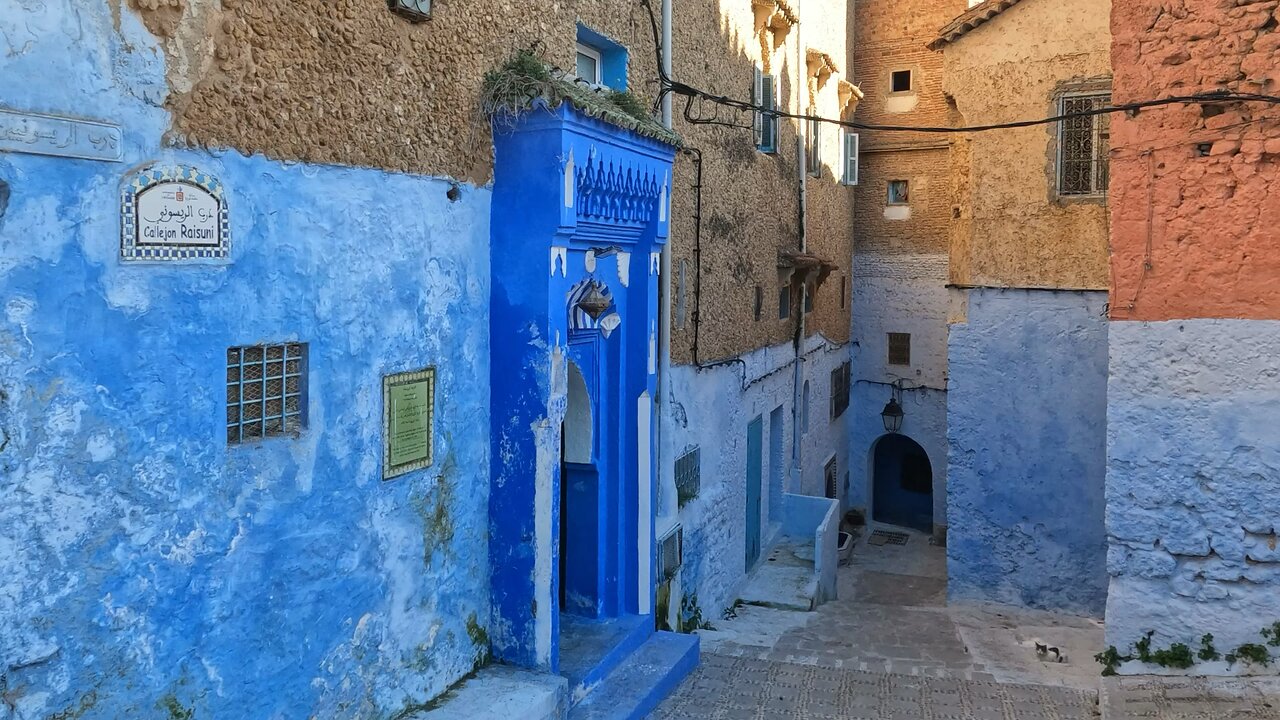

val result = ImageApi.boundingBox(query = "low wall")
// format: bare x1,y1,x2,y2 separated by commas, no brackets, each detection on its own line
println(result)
783,493,840,604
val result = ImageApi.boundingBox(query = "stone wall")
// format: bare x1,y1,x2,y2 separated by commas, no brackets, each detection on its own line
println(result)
0,2,491,716
1106,0,1280,657
668,0,855,364
1110,0,1280,322
938,0,1111,290
947,288,1109,617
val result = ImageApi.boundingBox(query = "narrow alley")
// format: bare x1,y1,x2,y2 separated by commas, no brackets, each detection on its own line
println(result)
654,527,1280,720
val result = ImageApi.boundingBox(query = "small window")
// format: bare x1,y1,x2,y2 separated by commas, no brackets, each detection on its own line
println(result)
887,180,909,206
804,283,814,314
575,43,603,85
675,447,700,508
891,70,913,93
807,114,821,176
839,275,847,309
227,343,308,444
778,284,791,319
842,131,860,186
754,68,779,153
754,285,763,321
824,457,839,499
830,361,851,420
888,333,911,366
1057,92,1111,196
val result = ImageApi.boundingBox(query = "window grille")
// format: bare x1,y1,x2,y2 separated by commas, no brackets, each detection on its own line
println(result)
824,457,838,499
1058,93,1111,196
227,343,307,444
888,333,911,366
658,525,684,581
675,447,700,508
754,68,778,153
830,361,850,420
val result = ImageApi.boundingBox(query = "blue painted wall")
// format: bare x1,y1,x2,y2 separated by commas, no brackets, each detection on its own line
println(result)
1106,318,1280,654
488,102,673,668
946,288,1108,616
0,3,492,717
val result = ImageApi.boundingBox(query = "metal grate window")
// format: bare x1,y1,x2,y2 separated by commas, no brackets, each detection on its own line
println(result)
1058,93,1111,196
675,447,700,508
226,343,307,444
888,333,911,366
824,457,839,499
658,525,684,581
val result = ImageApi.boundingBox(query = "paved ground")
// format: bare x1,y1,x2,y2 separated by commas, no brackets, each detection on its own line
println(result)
651,525,1280,720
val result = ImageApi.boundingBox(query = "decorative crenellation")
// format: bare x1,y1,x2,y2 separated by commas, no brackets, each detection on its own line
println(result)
575,156,665,226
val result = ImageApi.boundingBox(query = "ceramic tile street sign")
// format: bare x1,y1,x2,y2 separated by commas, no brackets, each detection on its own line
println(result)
0,108,123,162
120,165,230,261
383,368,436,479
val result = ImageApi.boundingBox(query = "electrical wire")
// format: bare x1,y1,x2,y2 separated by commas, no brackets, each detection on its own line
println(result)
636,0,1280,135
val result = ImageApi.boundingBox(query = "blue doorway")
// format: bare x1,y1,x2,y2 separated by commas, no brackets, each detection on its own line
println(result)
746,416,763,569
872,434,933,532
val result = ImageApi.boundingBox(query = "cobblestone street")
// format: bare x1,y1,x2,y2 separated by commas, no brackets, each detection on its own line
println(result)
651,527,1280,719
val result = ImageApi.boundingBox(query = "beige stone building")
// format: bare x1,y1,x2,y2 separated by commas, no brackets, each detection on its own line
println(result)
933,0,1114,616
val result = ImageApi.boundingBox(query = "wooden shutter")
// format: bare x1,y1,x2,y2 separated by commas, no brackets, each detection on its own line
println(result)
844,131,860,185
753,67,764,147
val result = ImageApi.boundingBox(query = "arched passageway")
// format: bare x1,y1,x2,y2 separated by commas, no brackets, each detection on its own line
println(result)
871,434,933,532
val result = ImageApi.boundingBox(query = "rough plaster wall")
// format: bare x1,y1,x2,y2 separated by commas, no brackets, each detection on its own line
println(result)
946,289,1109,617
846,259,949,525
667,0,854,364
152,0,658,182
1105,319,1280,652
1110,0,1280,321
661,333,848,621
941,0,1111,290
0,2,491,717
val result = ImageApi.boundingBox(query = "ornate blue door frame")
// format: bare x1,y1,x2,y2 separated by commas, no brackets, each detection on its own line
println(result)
488,100,676,670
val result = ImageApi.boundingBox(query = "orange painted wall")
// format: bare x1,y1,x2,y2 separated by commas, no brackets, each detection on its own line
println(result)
1110,0,1280,322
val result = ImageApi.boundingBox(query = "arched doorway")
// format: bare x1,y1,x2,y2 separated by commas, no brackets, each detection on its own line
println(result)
871,434,933,532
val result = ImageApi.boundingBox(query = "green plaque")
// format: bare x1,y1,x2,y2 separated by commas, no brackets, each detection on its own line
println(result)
383,368,435,479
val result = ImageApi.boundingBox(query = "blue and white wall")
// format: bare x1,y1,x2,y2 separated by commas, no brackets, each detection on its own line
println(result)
0,3,492,717
658,333,849,625
1106,320,1280,651
847,255,949,532
946,288,1109,616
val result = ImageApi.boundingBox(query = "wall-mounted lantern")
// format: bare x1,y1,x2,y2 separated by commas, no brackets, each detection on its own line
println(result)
880,397,904,434
388,0,431,22
577,282,611,319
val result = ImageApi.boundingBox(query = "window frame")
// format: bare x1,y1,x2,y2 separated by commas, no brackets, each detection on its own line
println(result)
887,179,910,206
807,113,821,177
575,42,603,85
887,332,911,366
754,67,779,154
842,131,860,186
890,69,913,94
1055,90,1111,198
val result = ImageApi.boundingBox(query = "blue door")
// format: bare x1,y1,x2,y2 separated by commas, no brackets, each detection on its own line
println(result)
872,433,934,532
746,416,763,569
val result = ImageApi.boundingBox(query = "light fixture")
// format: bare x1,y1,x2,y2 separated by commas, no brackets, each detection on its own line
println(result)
577,282,611,319
880,397,904,434
388,0,431,23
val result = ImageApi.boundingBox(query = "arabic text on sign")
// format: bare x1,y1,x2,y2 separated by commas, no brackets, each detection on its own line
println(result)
135,182,221,247
0,108,123,162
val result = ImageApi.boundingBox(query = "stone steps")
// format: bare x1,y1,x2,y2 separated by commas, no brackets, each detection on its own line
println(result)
568,631,700,720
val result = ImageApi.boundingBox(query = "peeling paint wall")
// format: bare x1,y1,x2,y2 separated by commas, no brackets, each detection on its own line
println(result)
939,0,1111,290
1105,0,1280,657
947,289,1109,616
0,2,490,717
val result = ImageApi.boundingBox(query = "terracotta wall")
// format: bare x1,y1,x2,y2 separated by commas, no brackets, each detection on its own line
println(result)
1110,0,1280,321
940,0,1111,289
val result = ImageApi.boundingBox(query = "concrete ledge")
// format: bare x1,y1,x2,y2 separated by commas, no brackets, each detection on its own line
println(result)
419,666,568,720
